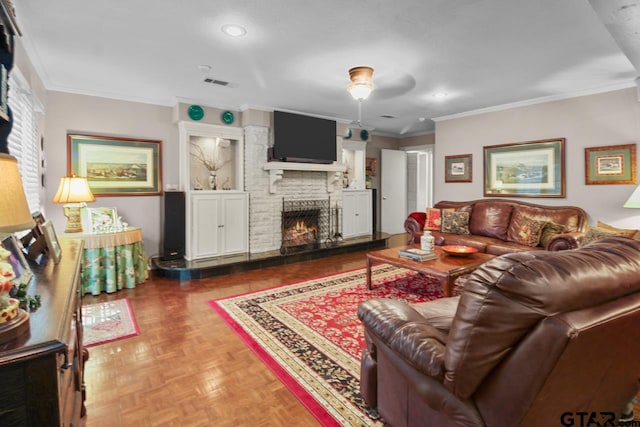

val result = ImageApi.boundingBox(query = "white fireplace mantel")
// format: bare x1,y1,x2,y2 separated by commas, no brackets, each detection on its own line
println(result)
263,162,346,194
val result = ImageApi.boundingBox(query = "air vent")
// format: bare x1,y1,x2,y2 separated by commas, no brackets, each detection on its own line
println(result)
204,78,230,86
380,114,396,119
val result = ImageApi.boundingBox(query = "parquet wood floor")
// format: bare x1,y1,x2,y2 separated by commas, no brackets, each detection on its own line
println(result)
81,235,407,427
80,233,640,426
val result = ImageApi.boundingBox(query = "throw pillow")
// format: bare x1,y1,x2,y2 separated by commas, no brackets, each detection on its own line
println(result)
538,222,566,247
596,221,638,239
425,208,455,231
441,211,470,235
582,227,621,245
513,216,546,247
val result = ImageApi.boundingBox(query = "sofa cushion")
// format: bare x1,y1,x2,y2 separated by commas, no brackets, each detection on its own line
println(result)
507,206,581,243
511,216,546,247
485,240,545,256
425,208,454,231
441,211,470,234
468,202,513,240
539,222,566,247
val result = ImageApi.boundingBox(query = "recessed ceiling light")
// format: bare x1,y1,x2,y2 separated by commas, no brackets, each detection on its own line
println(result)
432,92,448,99
221,24,247,37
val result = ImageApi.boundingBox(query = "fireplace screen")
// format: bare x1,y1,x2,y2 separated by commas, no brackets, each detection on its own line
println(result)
281,199,332,253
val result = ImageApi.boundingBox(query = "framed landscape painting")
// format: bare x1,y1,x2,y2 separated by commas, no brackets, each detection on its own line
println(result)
585,143,636,185
484,138,565,197
68,134,163,196
445,154,472,183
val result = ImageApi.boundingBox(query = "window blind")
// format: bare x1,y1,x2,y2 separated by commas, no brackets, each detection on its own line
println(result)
7,68,41,213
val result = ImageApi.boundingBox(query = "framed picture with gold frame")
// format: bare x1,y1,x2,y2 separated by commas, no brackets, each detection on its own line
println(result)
585,143,637,185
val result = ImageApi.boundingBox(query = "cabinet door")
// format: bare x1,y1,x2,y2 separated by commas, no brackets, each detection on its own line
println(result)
220,194,248,255
192,195,221,258
342,192,357,238
354,191,372,235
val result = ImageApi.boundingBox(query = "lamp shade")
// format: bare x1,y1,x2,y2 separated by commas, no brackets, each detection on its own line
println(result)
623,185,640,208
52,176,96,204
347,66,374,100
0,153,36,233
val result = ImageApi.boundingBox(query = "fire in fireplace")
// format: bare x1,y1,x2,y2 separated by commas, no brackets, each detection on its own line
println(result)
281,199,330,253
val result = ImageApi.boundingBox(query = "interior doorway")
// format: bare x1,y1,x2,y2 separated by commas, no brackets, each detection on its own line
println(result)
380,145,433,235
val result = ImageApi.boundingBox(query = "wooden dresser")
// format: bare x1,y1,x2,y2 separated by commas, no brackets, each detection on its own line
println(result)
0,239,86,426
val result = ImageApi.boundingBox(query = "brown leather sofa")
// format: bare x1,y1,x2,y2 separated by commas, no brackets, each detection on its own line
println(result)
405,199,588,254
358,236,640,427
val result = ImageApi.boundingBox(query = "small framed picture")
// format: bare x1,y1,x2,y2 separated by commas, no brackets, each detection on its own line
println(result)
1,235,33,285
445,154,472,183
82,207,118,232
585,144,637,185
42,221,62,264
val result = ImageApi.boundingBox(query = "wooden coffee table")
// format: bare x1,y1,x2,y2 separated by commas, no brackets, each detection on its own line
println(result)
366,245,495,297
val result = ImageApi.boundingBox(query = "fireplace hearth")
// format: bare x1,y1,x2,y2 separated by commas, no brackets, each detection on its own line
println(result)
281,199,332,253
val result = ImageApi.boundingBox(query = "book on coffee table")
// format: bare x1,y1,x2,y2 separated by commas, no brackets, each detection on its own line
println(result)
398,248,438,262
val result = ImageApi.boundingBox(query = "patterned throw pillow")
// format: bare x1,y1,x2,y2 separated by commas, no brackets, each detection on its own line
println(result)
425,208,455,231
538,222,566,247
513,216,546,247
596,221,639,239
582,227,623,245
441,211,470,235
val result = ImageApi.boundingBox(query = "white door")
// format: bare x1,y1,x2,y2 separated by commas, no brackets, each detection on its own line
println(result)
381,149,407,234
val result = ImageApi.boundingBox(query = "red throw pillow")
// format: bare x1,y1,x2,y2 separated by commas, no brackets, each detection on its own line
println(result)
425,208,454,231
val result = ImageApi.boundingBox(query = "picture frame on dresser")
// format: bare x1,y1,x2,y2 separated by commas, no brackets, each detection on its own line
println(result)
483,138,565,197
585,143,637,185
1,234,32,285
42,220,62,264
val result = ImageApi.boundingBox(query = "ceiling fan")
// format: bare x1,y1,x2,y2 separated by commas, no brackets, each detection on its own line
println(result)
347,66,375,130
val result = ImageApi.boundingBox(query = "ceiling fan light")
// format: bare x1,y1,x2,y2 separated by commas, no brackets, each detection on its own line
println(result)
347,66,374,100
348,82,373,100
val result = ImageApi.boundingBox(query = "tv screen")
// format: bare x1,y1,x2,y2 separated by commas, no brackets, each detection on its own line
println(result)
272,111,336,164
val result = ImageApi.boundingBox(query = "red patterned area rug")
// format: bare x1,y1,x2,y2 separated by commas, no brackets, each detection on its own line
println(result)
209,264,446,426
82,298,140,347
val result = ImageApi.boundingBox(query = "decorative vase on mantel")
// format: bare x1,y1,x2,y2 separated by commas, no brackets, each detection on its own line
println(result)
208,171,217,190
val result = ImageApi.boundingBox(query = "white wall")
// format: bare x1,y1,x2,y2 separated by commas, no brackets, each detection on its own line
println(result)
434,87,640,228
44,91,177,256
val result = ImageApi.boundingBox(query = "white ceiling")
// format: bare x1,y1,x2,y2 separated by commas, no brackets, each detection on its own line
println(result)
13,0,640,137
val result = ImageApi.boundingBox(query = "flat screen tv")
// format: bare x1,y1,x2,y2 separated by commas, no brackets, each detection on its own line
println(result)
272,110,336,164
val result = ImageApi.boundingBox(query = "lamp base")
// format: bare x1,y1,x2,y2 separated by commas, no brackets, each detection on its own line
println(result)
63,205,84,233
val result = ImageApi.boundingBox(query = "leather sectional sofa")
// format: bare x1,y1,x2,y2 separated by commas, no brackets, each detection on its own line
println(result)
404,198,589,254
358,236,640,426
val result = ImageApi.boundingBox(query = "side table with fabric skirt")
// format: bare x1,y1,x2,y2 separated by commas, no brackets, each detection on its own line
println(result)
62,228,148,295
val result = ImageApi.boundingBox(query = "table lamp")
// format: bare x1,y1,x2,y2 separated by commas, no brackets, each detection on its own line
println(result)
0,153,35,234
623,184,640,209
52,175,95,233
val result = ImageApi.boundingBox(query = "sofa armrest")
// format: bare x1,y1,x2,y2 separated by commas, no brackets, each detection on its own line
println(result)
358,298,447,380
405,213,426,245
545,232,584,251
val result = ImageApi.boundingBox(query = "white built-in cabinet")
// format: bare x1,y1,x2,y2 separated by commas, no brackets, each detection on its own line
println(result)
342,189,372,238
178,121,248,260
190,192,248,259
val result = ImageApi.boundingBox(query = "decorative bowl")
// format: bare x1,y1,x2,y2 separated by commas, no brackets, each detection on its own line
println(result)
441,245,479,257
